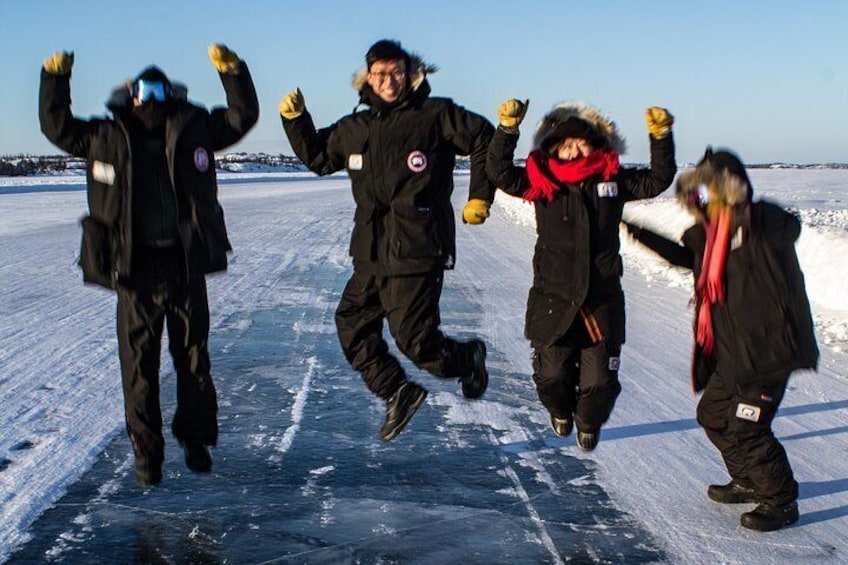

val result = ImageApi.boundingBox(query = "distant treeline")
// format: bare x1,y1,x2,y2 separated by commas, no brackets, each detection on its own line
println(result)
0,153,843,177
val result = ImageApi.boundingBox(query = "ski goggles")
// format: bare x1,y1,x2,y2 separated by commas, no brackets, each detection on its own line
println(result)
132,79,169,104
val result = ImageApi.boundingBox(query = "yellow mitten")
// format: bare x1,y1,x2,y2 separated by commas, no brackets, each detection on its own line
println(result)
44,51,74,75
463,199,491,225
645,107,674,139
498,99,529,132
279,88,305,120
208,44,241,74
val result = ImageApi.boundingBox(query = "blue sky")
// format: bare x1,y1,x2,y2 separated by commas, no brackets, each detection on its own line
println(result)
1,0,846,163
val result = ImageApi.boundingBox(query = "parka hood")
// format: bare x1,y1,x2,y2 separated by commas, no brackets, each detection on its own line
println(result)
676,147,752,221
532,102,627,155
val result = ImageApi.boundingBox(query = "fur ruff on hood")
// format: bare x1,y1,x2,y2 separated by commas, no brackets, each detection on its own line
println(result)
351,54,438,94
676,149,751,222
532,102,627,155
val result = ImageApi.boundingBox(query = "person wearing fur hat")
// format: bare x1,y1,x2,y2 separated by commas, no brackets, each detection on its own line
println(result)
624,148,818,531
39,45,259,485
487,100,676,451
278,39,494,442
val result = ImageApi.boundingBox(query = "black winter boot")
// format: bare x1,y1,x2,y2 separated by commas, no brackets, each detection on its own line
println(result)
461,340,488,399
741,501,799,531
707,480,759,504
380,382,428,441
184,444,212,473
550,414,574,437
576,430,599,452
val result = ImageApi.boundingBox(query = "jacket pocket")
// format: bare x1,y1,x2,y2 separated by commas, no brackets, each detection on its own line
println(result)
738,320,796,377
392,204,440,259
198,205,232,273
78,216,116,289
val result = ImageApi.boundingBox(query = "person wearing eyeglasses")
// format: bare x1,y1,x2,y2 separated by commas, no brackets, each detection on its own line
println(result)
278,39,495,442
486,100,677,452
623,148,818,532
39,45,259,485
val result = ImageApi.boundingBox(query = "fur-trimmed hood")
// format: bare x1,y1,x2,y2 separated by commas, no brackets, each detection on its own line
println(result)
351,54,438,98
532,102,627,155
676,147,752,221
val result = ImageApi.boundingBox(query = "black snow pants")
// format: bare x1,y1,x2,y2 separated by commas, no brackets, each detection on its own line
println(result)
696,370,797,504
531,320,622,434
117,246,218,464
335,265,477,399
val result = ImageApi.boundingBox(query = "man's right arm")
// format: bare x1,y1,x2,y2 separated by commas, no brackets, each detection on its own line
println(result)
279,89,345,176
39,51,93,157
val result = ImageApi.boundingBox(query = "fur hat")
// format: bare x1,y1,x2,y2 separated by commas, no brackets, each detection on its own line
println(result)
676,147,752,221
533,102,627,155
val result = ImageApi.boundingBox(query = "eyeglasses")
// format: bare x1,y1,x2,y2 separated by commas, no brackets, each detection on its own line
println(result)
133,79,169,104
369,68,406,84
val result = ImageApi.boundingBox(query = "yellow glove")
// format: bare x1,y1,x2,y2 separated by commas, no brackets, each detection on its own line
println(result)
645,106,674,140
463,199,491,225
208,44,241,74
44,50,74,75
498,98,529,131
279,88,305,120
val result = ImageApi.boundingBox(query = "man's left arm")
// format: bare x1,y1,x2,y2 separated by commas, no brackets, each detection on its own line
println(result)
207,44,260,151
441,101,496,220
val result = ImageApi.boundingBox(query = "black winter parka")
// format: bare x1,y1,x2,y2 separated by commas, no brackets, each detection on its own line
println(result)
631,202,819,391
39,63,259,289
282,79,494,276
487,128,676,347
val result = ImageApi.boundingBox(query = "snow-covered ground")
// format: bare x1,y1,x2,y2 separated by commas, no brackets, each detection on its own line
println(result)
1,169,846,563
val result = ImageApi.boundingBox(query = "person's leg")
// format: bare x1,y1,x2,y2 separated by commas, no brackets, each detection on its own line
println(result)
117,285,166,484
532,343,578,417
384,271,487,398
573,341,622,445
167,277,217,472
532,343,578,437
730,374,798,531
335,267,426,440
696,371,758,493
335,267,406,399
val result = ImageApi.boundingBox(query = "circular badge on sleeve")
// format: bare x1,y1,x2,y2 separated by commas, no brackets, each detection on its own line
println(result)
194,147,210,172
407,150,428,173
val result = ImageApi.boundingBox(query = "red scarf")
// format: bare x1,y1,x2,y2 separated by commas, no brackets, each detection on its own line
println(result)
694,207,733,356
523,148,620,202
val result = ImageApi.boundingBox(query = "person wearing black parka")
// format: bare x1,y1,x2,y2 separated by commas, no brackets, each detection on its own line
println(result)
278,40,494,442
624,147,819,532
487,99,677,451
39,45,259,485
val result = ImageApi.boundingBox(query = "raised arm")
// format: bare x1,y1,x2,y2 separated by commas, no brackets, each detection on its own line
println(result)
486,99,530,198
624,221,695,269
206,44,259,151
619,107,677,201
39,50,95,157
279,88,346,176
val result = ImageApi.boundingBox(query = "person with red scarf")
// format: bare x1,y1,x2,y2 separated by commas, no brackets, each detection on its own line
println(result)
624,148,818,532
487,100,676,451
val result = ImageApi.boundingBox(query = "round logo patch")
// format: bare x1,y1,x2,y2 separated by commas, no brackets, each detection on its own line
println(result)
193,147,210,173
407,150,428,173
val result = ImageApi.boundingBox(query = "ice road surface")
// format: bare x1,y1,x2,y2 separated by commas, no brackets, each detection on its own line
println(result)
1,169,847,563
